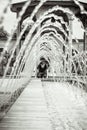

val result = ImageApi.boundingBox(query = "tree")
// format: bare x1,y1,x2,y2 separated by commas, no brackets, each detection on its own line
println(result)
0,27,9,40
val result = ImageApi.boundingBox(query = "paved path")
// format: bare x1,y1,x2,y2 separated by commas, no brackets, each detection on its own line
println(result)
0,79,87,130
0,79,52,130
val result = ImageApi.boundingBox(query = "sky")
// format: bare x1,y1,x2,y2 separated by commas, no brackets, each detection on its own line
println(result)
0,0,16,33
0,0,85,39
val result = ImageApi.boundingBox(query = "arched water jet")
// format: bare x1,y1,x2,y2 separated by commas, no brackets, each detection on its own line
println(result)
73,0,87,15
24,33,66,79
0,0,85,69
0,3,81,88
16,27,75,82
0,0,48,76
0,19,67,89
0,0,33,65
7,27,64,83
0,0,48,89
9,23,85,88
0,0,87,121
33,29,87,85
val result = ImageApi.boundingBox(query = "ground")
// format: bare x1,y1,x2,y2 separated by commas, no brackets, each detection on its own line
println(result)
0,79,87,130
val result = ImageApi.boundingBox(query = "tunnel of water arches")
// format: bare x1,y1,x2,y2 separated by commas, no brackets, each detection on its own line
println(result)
11,0,87,78
0,0,87,121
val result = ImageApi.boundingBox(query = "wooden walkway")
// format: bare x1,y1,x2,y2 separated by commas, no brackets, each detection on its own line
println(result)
0,79,52,130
